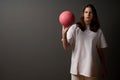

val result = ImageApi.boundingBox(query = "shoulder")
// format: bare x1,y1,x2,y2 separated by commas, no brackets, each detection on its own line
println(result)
69,24,77,29
68,24,77,32
97,28,105,37
97,28,103,34
67,24,78,35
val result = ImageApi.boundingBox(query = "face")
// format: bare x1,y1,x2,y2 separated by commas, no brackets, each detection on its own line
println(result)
83,7,93,25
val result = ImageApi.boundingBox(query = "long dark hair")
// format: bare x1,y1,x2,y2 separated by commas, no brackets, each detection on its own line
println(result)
77,4,100,32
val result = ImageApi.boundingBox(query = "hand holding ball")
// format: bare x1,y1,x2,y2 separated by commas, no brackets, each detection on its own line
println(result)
59,10,75,28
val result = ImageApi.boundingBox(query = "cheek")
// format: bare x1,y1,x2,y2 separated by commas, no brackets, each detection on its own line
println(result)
90,15,93,19
89,14,93,19
84,13,87,18
90,14,93,17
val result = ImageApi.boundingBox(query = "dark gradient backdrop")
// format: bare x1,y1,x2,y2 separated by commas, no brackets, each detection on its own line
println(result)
0,0,119,80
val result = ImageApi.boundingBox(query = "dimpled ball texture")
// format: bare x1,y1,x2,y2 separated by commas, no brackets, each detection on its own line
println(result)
59,10,75,27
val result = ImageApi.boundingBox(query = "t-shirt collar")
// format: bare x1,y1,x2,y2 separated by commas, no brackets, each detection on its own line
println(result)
86,25,90,30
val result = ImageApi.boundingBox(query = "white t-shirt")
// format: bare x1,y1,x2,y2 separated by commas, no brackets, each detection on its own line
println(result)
67,24,107,77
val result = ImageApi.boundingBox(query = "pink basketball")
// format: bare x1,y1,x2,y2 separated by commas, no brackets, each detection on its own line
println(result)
59,10,75,27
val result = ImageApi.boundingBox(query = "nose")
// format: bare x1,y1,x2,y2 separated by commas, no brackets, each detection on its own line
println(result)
88,12,91,16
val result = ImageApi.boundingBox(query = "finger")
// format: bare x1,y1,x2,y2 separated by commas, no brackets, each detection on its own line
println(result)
62,26,64,32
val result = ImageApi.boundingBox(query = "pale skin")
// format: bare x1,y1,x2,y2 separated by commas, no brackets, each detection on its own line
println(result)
61,7,108,78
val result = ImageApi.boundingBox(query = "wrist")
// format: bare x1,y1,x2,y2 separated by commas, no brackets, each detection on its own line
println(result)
61,37,67,41
61,38,65,42
62,33,67,39
61,38,65,40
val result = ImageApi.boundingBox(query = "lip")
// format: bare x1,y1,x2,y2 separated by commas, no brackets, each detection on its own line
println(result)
86,17,90,18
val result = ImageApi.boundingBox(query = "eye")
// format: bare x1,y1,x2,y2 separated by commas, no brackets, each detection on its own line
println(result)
84,11,88,13
89,11,93,15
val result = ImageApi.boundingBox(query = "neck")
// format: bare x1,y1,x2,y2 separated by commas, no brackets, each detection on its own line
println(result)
85,22,90,27
84,20,91,26
86,24,90,26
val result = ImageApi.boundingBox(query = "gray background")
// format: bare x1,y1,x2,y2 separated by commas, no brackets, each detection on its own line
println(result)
0,0,119,80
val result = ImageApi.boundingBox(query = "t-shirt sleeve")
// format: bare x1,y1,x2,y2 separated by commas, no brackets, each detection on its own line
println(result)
67,24,76,46
97,29,108,48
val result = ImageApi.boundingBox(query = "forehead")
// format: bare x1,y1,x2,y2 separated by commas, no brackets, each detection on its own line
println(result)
84,7,92,12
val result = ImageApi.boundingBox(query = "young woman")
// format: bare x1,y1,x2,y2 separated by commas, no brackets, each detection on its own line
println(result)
61,4,108,80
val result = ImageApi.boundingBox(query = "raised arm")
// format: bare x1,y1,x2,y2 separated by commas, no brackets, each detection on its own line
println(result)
61,26,70,50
